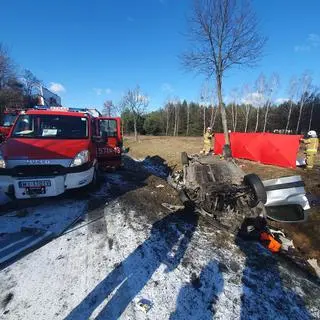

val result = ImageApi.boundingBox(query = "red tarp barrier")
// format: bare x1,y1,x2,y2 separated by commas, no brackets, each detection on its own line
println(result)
214,132,302,168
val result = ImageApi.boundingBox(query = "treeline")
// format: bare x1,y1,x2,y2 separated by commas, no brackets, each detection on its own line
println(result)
121,96,320,136
0,44,40,111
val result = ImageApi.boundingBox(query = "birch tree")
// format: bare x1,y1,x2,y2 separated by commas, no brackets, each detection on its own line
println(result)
241,84,252,132
120,86,148,141
230,88,239,132
296,72,312,133
263,73,279,132
285,77,298,133
182,0,266,157
254,73,267,132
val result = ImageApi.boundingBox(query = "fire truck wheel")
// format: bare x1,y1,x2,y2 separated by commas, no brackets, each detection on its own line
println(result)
181,152,189,166
243,173,267,207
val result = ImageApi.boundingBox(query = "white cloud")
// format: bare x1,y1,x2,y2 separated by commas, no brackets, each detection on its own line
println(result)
294,45,310,52
93,88,103,96
161,83,174,93
275,98,289,105
49,82,66,93
308,33,320,47
295,33,320,52
93,88,112,96
242,91,265,107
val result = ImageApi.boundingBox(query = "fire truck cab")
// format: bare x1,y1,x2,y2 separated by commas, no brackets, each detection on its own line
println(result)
0,108,23,142
0,106,122,199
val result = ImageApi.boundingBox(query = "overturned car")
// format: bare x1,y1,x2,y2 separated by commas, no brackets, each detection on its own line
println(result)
169,153,309,232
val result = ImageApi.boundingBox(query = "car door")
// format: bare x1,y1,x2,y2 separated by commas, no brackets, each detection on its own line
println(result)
96,117,122,167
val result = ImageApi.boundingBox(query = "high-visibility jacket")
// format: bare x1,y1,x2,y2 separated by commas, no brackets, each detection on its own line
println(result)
203,132,213,145
302,138,319,153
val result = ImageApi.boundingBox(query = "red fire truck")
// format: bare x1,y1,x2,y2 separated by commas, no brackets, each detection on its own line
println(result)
0,108,23,143
0,106,122,199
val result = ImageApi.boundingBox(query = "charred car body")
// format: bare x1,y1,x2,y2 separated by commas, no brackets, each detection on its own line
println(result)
170,153,309,231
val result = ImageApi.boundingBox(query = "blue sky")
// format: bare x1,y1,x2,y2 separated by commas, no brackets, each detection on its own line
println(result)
1,0,319,111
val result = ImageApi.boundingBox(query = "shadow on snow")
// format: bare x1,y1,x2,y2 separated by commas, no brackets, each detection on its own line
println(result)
65,208,198,320
236,237,312,320
170,260,224,320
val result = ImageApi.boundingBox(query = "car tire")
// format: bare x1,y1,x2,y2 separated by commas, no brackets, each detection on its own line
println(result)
181,152,189,166
243,173,267,207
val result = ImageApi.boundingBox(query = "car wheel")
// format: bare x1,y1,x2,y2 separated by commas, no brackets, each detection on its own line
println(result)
243,173,267,207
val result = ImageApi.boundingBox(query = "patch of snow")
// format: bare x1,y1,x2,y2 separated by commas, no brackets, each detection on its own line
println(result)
0,200,319,319
0,191,10,206
0,199,87,236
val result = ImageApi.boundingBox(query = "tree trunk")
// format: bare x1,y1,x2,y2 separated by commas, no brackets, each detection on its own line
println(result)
133,115,138,141
285,100,293,133
216,76,230,150
263,101,270,132
296,101,304,134
234,104,238,132
255,108,259,132
244,105,250,133
166,107,169,136
173,105,179,136
231,103,235,131
203,105,206,133
186,105,190,136
308,102,314,131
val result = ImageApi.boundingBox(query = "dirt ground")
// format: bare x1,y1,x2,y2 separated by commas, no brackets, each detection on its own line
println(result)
124,135,320,261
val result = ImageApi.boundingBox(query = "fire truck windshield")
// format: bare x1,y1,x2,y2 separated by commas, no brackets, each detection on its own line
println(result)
12,114,88,139
1,114,17,127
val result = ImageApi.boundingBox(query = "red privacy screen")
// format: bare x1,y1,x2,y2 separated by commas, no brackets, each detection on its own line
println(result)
214,132,302,168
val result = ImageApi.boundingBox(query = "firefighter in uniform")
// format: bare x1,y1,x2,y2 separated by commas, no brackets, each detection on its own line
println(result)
201,127,214,155
301,130,319,169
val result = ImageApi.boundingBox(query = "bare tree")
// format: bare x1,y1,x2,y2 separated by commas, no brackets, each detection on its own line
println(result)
296,72,312,133
120,86,149,141
0,44,15,90
254,73,267,132
186,103,190,135
241,84,252,132
200,81,210,133
263,73,279,132
173,100,179,136
210,91,218,128
308,87,319,131
23,69,41,96
285,77,298,133
230,88,239,132
22,69,41,108
182,0,266,156
102,100,114,117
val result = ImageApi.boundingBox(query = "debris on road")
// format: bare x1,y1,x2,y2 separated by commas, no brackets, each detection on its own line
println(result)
137,299,153,313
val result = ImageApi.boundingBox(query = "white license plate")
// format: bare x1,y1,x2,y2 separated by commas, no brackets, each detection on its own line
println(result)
19,180,51,188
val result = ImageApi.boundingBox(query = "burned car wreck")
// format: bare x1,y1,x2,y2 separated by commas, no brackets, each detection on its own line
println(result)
169,153,309,232
166,152,319,276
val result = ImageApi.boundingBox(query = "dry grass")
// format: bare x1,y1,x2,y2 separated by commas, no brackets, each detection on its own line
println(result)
125,135,320,260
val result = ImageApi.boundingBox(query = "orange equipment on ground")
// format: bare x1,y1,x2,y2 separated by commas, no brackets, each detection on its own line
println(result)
260,232,282,253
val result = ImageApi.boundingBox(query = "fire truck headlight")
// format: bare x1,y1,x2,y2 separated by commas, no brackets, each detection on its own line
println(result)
0,152,6,169
70,150,90,167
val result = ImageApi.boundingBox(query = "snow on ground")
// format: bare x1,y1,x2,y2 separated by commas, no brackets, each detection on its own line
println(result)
1,196,319,320
0,191,10,206
0,199,87,235
0,159,319,319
